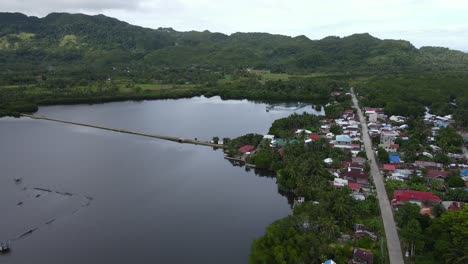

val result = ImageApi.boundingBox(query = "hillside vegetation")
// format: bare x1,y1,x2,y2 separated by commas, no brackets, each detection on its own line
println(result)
1,12,468,82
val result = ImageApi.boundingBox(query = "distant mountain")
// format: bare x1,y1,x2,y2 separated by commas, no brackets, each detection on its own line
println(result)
1,12,467,79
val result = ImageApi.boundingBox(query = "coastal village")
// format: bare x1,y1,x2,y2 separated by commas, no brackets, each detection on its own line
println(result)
225,89,467,264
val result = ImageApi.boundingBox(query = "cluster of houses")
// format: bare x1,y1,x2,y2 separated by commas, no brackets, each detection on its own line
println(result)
323,248,375,264
330,156,370,200
361,107,467,216
234,101,465,264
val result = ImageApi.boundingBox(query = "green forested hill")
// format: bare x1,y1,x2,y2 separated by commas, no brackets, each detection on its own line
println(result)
1,12,468,83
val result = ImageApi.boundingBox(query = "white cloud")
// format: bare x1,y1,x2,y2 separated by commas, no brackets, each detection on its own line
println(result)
1,0,467,50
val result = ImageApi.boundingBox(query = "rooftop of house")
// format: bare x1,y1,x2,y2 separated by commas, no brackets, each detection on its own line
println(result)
381,130,399,136
309,134,321,140
352,248,374,264
352,157,367,164
442,201,463,211
426,170,450,179
415,161,443,168
348,182,362,191
336,135,353,142
393,190,441,204
239,145,255,153
344,169,369,179
389,153,401,163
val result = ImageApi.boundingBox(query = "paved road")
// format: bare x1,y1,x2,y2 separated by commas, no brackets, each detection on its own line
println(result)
351,88,404,264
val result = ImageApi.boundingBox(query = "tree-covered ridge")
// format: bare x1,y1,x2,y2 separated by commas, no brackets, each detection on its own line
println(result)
1,12,468,80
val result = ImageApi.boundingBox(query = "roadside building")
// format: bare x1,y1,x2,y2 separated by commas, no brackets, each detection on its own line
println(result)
380,130,399,145
391,190,441,207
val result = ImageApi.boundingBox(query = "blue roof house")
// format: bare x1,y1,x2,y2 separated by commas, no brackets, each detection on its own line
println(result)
389,152,401,163
461,169,468,177
336,135,353,144
435,120,448,128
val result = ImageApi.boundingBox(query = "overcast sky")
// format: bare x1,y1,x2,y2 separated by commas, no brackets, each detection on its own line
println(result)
2,0,468,51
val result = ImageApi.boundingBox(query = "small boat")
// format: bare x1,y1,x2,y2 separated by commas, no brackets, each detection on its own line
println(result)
0,241,10,253
14,177,21,183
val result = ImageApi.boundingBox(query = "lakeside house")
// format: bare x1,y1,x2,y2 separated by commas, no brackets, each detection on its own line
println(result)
239,145,255,153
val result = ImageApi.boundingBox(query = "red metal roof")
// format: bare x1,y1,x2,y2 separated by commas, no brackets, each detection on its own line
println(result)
239,145,255,153
390,144,399,148
383,164,396,171
309,134,321,140
426,170,450,178
393,190,441,204
448,202,461,211
348,182,362,190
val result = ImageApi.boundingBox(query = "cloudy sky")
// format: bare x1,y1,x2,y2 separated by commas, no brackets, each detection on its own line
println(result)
2,0,468,51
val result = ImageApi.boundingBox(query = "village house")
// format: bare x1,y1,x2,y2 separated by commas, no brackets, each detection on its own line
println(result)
271,139,299,148
389,115,406,123
364,107,385,115
380,143,399,153
239,145,255,154
441,201,464,211
380,130,399,145
295,129,312,135
335,135,353,145
353,224,377,241
309,134,321,141
382,164,397,171
388,153,401,163
343,109,356,120
368,112,378,122
343,168,369,185
391,190,441,208
348,248,374,264
426,170,450,180
333,178,348,188
352,156,367,165
414,161,443,170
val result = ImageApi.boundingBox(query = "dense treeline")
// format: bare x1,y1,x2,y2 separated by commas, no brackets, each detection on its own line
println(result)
394,203,468,263
356,72,468,128
0,72,345,117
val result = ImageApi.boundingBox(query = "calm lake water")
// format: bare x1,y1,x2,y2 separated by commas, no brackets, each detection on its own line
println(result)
0,96,321,264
